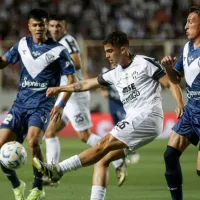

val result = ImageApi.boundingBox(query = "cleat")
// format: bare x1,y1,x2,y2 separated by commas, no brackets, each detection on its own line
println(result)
26,188,45,200
43,176,60,187
33,157,63,183
116,160,128,187
13,180,26,200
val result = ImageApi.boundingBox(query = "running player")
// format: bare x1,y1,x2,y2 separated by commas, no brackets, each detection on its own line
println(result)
33,31,184,200
161,5,200,200
0,9,76,200
45,15,127,186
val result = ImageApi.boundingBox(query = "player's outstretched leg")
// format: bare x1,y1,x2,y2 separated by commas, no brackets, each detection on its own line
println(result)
80,130,126,185
33,133,127,183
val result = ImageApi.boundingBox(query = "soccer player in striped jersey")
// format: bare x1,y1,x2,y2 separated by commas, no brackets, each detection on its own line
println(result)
162,5,200,200
0,9,76,200
33,31,184,200
45,15,127,186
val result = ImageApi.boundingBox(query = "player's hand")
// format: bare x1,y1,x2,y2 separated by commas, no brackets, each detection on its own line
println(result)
161,56,177,68
175,105,184,119
46,87,59,97
50,105,63,122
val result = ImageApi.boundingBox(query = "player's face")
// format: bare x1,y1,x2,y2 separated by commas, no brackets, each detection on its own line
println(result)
48,20,65,41
104,44,121,66
185,12,200,40
28,18,48,40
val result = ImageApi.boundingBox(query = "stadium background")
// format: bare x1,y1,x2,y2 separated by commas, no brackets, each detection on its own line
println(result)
0,0,200,199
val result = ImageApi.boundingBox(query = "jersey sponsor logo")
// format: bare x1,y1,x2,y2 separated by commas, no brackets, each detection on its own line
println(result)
122,83,137,94
186,87,200,99
45,53,55,63
122,90,140,105
21,77,48,90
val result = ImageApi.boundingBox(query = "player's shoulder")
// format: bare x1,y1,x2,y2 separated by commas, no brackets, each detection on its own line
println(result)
136,55,160,65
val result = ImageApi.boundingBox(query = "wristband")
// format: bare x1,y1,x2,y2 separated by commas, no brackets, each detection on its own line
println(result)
58,100,66,108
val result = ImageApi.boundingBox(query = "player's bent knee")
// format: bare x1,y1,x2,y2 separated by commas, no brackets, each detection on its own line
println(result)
164,146,182,164
77,130,90,143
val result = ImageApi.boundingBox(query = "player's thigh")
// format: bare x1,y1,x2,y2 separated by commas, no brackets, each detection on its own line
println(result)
65,97,92,132
45,118,65,137
97,133,127,152
197,148,200,170
167,131,190,152
0,128,17,147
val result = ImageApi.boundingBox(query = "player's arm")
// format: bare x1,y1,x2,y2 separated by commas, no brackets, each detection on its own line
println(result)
161,56,184,84
70,53,82,70
0,56,9,69
46,77,101,97
159,74,184,118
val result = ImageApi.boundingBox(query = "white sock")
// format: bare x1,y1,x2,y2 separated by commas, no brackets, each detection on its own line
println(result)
59,155,82,173
86,133,101,146
90,186,106,200
111,159,124,169
45,137,60,164
86,133,124,169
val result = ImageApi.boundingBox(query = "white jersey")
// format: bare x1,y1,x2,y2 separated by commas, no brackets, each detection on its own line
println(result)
98,55,166,116
58,34,88,98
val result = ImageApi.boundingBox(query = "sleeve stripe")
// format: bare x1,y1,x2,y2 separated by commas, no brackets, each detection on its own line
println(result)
152,70,166,80
64,39,79,54
97,75,112,86
144,57,162,70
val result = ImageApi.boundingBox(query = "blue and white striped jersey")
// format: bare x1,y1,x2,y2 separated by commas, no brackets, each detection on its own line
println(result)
4,36,75,110
174,41,200,100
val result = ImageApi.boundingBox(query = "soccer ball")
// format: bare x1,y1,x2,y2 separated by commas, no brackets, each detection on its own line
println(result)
0,141,27,170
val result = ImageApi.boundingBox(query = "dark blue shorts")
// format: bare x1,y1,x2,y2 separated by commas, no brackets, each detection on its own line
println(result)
172,101,200,146
109,100,126,125
0,105,50,143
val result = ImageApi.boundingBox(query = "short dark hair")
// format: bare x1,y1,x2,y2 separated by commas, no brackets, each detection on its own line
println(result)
190,5,200,16
28,9,49,21
103,31,129,47
49,14,64,21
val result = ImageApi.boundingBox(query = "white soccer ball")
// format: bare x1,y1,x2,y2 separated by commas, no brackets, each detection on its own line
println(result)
0,141,27,170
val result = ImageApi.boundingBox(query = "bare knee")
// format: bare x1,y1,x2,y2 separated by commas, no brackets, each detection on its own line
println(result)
27,137,41,156
77,130,90,143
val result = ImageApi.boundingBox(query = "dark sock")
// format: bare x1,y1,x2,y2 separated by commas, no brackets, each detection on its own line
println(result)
33,166,43,190
1,164,20,189
164,145,183,200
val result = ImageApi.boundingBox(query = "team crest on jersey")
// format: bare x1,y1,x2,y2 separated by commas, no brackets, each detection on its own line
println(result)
45,53,55,63
132,71,138,79
32,51,41,57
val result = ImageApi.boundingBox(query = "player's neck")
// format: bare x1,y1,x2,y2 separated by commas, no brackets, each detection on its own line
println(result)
193,37,200,49
121,57,132,68
32,36,48,45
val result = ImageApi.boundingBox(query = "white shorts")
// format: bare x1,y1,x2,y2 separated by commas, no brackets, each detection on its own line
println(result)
55,91,92,131
110,106,163,154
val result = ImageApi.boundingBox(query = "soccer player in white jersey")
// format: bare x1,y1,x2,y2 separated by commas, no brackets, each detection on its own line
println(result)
161,6,200,200
33,31,184,200
45,15,127,186
0,9,76,200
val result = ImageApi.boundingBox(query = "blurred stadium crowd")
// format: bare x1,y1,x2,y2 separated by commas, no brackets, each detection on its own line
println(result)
0,0,198,40
0,0,198,90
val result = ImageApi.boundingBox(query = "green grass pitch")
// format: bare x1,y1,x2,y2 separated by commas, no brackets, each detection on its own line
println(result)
0,138,199,200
